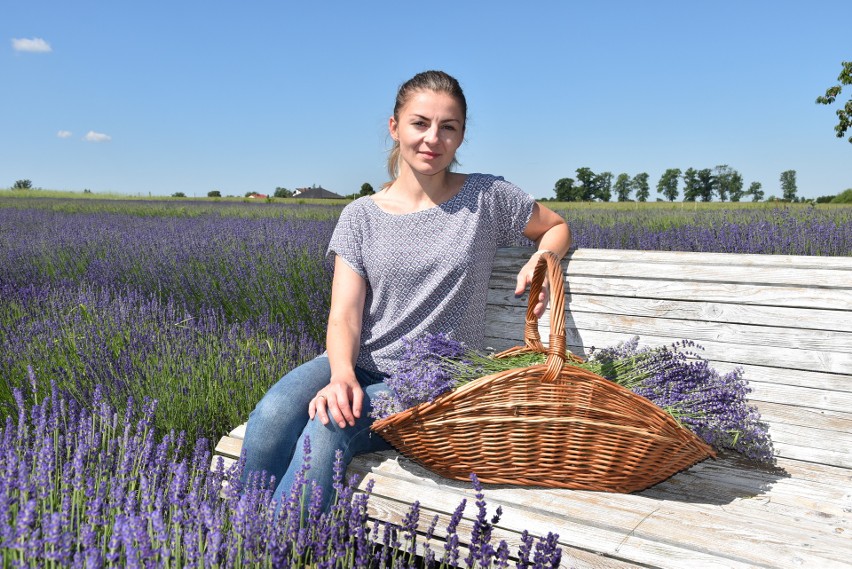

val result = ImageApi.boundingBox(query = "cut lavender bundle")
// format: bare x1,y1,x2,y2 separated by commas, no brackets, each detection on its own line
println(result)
370,333,468,419
586,338,775,463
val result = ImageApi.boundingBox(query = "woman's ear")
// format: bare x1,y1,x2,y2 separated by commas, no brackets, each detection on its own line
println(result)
388,116,399,141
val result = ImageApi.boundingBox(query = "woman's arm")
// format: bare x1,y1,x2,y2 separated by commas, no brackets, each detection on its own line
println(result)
309,256,368,428
515,202,572,317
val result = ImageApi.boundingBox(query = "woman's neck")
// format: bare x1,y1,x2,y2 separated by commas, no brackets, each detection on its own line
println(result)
375,167,465,214
396,166,452,201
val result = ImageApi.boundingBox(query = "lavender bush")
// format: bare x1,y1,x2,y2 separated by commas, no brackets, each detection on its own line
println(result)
0,376,563,567
0,283,322,446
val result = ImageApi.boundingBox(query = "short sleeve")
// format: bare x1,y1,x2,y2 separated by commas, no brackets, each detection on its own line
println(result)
326,202,367,278
487,177,536,247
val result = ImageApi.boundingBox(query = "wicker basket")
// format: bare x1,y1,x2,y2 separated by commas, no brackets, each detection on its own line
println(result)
371,251,716,492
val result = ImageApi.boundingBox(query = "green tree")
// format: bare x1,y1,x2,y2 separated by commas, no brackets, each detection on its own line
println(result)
697,169,715,202
831,188,852,203
632,173,650,202
13,179,32,189
656,168,681,201
360,183,375,196
575,167,597,201
780,170,797,201
172,192,186,198
713,165,735,201
682,168,700,201
207,190,221,198
594,172,613,201
614,173,632,201
816,61,852,143
728,171,745,202
274,187,292,198
747,181,764,202
554,177,579,201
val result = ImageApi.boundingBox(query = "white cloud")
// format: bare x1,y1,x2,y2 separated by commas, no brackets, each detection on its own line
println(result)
12,38,52,53
83,131,111,143
57,130,72,138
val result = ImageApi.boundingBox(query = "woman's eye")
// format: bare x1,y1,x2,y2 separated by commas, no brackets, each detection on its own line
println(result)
442,125,456,131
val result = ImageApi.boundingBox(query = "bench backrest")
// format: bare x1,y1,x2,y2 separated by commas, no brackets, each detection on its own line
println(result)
484,248,852,469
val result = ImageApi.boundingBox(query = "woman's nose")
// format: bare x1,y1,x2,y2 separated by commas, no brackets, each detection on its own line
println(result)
424,125,440,143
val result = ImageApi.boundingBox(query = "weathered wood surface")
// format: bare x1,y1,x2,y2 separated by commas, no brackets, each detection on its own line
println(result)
215,248,852,569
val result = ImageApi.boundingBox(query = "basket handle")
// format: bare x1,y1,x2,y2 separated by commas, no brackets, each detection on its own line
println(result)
523,251,567,382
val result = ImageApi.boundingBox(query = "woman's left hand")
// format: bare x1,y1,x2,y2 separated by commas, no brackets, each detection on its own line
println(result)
515,254,549,318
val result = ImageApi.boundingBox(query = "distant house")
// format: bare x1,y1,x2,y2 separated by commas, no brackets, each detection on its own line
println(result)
292,186,345,199
247,193,268,199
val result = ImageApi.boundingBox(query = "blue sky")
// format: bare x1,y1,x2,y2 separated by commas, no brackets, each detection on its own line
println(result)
2,1,850,200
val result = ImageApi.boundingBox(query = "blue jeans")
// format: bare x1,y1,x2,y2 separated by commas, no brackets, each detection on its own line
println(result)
240,354,392,512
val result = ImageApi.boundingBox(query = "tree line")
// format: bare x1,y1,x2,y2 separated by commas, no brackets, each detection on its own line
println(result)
550,166,801,203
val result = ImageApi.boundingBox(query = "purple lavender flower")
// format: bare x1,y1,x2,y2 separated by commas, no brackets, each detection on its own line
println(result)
371,332,467,419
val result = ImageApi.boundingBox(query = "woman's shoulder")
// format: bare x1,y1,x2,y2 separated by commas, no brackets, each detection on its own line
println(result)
463,173,528,197
338,195,377,217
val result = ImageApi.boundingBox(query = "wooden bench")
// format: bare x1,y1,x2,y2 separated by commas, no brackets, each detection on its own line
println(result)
214,247,852,568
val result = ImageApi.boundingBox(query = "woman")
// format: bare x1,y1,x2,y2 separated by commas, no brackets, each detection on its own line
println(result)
241,70,571,511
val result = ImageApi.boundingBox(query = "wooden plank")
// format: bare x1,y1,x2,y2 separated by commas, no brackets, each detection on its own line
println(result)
568,293,847,332
210,454,236,471
766,421,851,456
753,401,852,432
215,435,243,460
229,423,247,439
771,441,852,469
493,247,852,272
492,250,852,288
483,319,852,376
566,309,852,355
563,261,852,288
746,380,852,414
493,247,852,271
711,363,852,394
489,264,852,312
561,275,852,311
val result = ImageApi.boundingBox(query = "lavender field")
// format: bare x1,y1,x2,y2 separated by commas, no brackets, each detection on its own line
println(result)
2,196,850,443
1,194,850,565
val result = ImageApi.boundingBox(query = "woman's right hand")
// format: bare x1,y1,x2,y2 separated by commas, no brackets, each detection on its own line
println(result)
309,372,364,429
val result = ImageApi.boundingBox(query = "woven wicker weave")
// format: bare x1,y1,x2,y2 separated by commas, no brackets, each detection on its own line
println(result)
371,251,716,492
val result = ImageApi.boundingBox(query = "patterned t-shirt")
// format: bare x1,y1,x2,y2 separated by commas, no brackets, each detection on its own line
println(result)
327,173,535,373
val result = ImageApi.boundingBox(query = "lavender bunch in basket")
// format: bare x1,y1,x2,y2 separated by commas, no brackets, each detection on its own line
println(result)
371,333,468,419
588,338,775,463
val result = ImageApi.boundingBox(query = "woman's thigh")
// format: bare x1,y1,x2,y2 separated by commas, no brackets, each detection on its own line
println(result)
247,354,332,437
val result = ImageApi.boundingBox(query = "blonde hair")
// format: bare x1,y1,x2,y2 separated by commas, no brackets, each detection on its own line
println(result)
386,70,468,185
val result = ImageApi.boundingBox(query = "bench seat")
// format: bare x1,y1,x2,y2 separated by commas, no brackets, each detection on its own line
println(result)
215,247,852,568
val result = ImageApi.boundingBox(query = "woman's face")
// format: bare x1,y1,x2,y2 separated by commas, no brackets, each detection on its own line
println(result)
389,90,465,177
